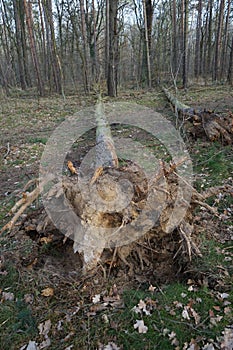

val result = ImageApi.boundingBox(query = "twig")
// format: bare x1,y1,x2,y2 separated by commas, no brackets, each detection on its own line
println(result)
192,199,219,216
0,186,40,235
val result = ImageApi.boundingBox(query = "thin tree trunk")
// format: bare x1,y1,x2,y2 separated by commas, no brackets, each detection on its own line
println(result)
207,0,213,76
143,0,151,88
42,0,64,95
13,0,27,89
107,0,118,97
23,0,45,96
80,0,90,93
220,0,230,80
194,0,202,78
171,0,177,74
182,0,188,89
214,0,225,81
227,35,233,85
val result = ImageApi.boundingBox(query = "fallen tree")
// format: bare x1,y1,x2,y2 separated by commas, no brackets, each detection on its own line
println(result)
162,87,233,144
1,99,232,276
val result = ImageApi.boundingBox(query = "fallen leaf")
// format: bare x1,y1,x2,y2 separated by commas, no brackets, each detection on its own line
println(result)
92,294,101,304
67,160,78,175
40,236,53,244
2,291,14,301
148,284,156,292
134,319,148,333
219,293,229,300
202,343,215,350
41,288,54,297
99,342,120,350
221,325,233,350
102,314,109,324
213,305,221,311
19,341,38,350
38,338,51,349
24,294,34,304
224,307,232,315
38,319,51,338
182,307,190,320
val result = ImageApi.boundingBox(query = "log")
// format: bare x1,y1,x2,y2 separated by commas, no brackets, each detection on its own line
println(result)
162,87,233,144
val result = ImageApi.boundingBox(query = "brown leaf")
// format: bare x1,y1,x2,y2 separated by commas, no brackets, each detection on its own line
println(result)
41,287,54,297
67,160,78,175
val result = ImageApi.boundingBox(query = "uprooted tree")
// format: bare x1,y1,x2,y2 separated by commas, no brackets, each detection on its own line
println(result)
162,87,233,144
1,99,232,275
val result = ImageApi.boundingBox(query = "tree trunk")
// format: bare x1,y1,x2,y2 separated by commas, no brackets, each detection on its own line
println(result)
13,0,27,90
194,0,202,78
162,87,233,144
207,0,213,76
171,0,177,74
220,0,230,80
107,0,119,97
181,0,188,89
143,0,152,88
23,0,45,96
80,0,90,93
214,0,225,81
227,35,233,85
42,0,64,95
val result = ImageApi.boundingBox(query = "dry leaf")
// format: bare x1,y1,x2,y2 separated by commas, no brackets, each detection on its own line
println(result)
41,287,54,297
99,342,120,350
38,338,51,349
182,307,190,320
38,319,51,338
19,341,38,350
221,325,233,350
40,236,53,244
92,294,101,304
148,284,156,292
202,344,215,350
2,291,14,301
67,160,78,175
134,319,148,333
24,294,34,304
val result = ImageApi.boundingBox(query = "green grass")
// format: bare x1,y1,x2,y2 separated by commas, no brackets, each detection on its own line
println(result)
66,281,233,349
192,142,233,190
0,264,37,350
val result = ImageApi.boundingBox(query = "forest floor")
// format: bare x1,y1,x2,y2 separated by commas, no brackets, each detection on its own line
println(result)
0,85,233,350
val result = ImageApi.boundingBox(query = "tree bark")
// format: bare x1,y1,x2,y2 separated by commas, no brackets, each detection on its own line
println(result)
171,0,177,74
42,0,64,95
107,0,119,97
181,0,188,89
194,0,202,78
13,0,27,90
23,0,45,96
227,35,233,85
143,0,152,88
80,0,90,93
214,0,225,81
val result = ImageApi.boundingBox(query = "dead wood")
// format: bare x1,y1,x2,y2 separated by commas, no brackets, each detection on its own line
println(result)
162,87,233,144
